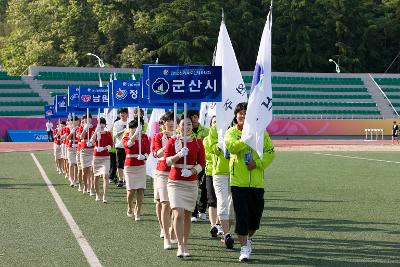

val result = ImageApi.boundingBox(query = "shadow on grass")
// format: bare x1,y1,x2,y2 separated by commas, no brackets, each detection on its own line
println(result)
263,216,400,233
252,235,400,266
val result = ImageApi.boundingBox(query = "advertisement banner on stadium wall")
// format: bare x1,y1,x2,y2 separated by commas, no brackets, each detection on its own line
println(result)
147,65,222,103
7,130,49,142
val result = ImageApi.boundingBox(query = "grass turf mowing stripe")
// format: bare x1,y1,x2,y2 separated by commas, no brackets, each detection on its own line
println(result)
0,152,88,266
31,153,102,267
313,152,400,164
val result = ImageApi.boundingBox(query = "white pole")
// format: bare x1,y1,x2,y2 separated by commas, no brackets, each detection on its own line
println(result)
87,108,90,143
97,108,101,144
138,107,142,155
183,103,187,168
173,103,177,136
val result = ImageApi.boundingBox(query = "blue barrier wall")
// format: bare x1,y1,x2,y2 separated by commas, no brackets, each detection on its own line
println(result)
7,130,50,142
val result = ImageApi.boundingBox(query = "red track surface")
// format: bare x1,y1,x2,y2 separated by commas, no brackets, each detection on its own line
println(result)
0,139,393,153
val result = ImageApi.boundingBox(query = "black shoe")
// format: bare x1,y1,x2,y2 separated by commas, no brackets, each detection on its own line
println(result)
117,180,124,187
224,234,234,249
210,225,218,238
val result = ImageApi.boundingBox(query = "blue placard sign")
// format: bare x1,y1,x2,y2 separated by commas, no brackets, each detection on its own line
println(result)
78,86,109,108
54,95,67,113
68,86,80,107
110,80,141,107
148,65,222,103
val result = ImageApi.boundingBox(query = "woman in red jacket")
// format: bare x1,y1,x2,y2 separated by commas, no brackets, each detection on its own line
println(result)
53,121,63,174
90,118,113,203
164,116,206,257
66,115,80,187
79,113,95,195
152,111,176,249
122,118,150,221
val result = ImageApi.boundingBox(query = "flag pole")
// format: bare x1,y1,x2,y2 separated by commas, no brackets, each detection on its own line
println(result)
183,103,187,168
86,108,90,143
138,107,142,155
173,103,177,136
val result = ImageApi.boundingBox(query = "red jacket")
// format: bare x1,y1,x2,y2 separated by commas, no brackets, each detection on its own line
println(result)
152,132,171,172
53,128,62,145
164,136,205,181
93,131,113,157
122,132,150,167
80,126,95,149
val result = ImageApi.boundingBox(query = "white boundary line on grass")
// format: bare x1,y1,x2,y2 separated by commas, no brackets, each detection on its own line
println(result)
30,153,102,267
313,152,400,164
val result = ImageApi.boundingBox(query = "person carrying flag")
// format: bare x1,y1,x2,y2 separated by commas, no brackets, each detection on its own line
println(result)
224,102,275,262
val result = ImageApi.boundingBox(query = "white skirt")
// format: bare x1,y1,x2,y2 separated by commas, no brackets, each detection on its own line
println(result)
167,180,198,212
124,165,146,190
92,156,110,177
154,170,170,202
67,147,77,165
80,148,94,168
54,144,62,159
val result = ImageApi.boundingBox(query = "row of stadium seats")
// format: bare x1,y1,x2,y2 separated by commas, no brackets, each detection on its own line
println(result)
34,72,137,81
273,110,381,115
0,92,40,97
273,94,372,99
0,110,43,116
242,75,364,85
274,101,376,107
0,101,47,106
382,88,400,92
385,95,400,99
272,87,368,92
0,84,31,89
41,84,95,89
0,71,22,80
375,78,400,86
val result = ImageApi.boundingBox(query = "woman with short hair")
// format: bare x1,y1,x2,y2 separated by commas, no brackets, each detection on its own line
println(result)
122,118,150,221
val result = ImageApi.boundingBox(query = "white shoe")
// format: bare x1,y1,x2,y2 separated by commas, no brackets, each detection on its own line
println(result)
95,195,100,201
216,224,224,236
160,230,164,238
89,191,95,196
135,215,141,221
239,244,251,262
199,213,206,221
69,181,74,187
176,246,184,257
78,186,82,192
171,239,178,244
163,240,172,250
127,211,133,218
190,217,198,223
102,197,107,203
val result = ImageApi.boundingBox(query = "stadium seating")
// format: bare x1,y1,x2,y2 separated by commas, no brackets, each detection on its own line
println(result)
0,71,22,80
272,94,372,99
374,78,400,86
0,92,39,97
242,75,363,85
34,71,139,81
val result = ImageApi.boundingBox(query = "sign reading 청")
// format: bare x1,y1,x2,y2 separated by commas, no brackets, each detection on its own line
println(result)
148,65,222,103
110,80,141,107
78,86,109,108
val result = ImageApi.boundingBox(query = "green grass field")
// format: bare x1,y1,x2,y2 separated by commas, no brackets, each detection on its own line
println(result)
0,151,399,267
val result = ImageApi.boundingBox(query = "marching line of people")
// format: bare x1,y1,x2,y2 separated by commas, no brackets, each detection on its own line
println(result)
51,103,275,262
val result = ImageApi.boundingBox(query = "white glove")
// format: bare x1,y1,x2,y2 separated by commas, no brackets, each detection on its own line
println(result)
137,154,146,160
84,124,90,131
86,141,93,147
181,168,192,177
71,127,76,134
106,145,111,151
95,124,101,133
177,147,189,158
96,146,104,152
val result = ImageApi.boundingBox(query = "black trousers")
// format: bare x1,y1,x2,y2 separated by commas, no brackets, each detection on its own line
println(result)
192,171,207,216
47,131,53,142
109,152,117,181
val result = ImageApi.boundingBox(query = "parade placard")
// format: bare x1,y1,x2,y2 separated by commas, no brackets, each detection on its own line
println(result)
78,86,109,108
147,65,222,103
110,80,141,107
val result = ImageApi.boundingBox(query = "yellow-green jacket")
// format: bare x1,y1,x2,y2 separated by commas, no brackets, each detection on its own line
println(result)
203,135,213,176
224,126,275,188
208,125,229,176
191,124,209,140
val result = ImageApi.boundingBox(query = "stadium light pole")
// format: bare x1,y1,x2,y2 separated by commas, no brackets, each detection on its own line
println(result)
86,53,105,68
328,58,341,73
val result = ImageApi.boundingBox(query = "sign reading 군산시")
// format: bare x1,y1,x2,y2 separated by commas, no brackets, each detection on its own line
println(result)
148,65,222,103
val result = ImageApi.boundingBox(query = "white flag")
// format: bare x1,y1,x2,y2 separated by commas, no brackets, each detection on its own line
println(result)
215,20,248,149
241,10,273,158
146,108,165,177
199,102,217,128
